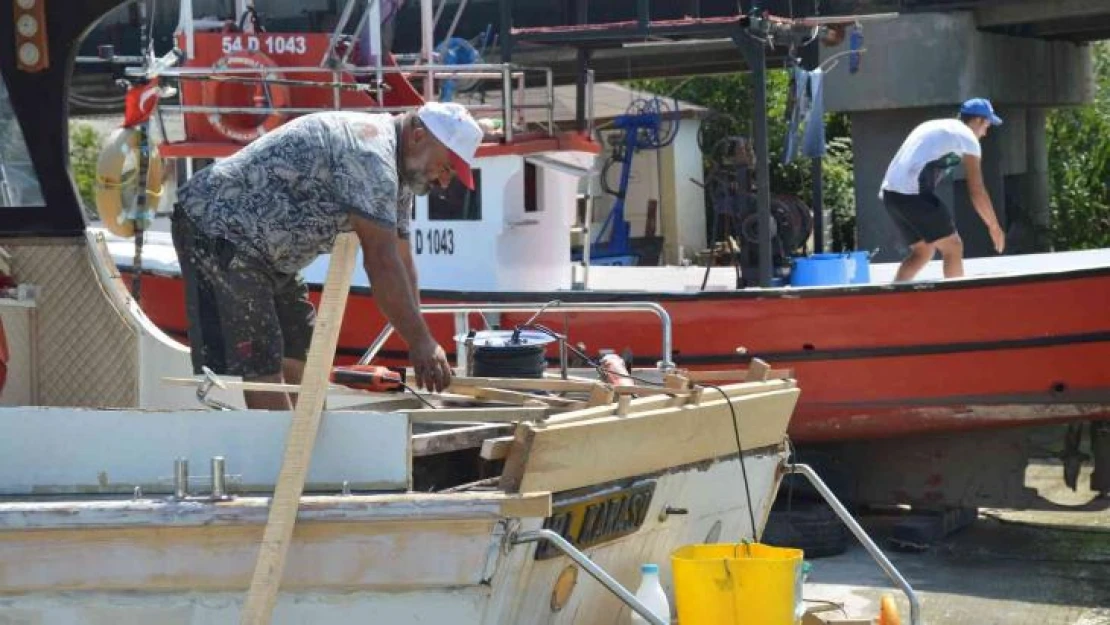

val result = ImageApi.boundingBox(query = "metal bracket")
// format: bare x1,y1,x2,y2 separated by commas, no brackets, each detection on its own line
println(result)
197,366,236,411
788,463,923,625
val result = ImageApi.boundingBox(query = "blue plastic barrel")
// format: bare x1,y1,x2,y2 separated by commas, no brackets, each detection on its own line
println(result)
791,253,851,287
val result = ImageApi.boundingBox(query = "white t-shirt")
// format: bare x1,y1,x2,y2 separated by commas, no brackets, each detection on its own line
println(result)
879,118,982,197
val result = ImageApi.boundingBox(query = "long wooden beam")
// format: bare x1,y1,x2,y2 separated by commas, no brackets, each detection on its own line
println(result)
239,232,359,625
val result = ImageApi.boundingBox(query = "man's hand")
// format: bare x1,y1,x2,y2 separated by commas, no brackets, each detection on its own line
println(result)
989,224,1006,254
409,338,453,393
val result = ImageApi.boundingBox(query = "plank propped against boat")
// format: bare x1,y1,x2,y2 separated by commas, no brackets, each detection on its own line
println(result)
500,385,799,494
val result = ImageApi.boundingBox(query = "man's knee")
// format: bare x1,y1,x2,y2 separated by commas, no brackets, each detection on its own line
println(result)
935,233,963,256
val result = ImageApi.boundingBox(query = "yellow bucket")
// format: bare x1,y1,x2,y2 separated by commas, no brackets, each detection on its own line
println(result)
671,543,804,625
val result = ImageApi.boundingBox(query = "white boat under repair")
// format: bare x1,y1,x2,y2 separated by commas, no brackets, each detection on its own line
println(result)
0,232,799,624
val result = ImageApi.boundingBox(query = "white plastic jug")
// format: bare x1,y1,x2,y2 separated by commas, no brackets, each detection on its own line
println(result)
630,563,671,624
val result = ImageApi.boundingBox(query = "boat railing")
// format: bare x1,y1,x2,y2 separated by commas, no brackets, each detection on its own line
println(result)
129,60,560,142
358,301,675,372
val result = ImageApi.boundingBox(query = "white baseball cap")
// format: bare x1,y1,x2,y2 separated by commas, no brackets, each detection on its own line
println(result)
417,101,484,190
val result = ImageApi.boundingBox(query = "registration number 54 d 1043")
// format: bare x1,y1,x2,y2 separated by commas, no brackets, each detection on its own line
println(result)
221,34,307,56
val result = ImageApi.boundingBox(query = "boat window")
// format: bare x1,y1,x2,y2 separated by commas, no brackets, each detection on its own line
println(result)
0,75,45,207
428,170,482,221
524,162,539,213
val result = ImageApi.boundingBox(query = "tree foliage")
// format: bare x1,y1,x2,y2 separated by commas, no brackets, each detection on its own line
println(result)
1046,41,1110,250
69,122,103,219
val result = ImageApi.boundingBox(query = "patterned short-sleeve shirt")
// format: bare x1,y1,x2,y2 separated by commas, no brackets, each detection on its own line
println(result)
178,111,414,275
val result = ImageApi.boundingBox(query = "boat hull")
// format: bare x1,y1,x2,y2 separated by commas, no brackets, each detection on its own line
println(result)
0,449,786,625
124,265,1110,443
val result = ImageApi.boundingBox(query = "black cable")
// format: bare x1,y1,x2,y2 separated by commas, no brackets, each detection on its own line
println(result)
700,382,759,541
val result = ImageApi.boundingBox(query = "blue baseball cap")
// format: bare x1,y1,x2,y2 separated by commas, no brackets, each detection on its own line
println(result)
960,98,1003,126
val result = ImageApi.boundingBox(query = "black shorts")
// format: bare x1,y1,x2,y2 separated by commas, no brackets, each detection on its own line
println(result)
882,190,956,245
170,205,316,378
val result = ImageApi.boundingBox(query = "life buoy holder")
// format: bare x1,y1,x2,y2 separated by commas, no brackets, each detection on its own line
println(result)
203,52,290,144
94,127,173,238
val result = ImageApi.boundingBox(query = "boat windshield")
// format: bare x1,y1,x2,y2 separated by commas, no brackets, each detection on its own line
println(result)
0,74,45,208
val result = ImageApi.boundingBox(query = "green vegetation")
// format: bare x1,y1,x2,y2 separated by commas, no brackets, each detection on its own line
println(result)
1046,41,1110,250
69,121,103,219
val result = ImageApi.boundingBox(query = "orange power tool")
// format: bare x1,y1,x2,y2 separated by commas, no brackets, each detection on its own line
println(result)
330,365,404,393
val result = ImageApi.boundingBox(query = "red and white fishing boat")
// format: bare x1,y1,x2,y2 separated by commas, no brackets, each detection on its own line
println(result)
88,0,1110,506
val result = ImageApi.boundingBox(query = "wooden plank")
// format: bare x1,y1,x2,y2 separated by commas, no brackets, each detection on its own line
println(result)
745,358,771,382
480,436,515,461
161,376,387,397
543,379,795,427
405,406,549,423
684,368,794,383
239,232,359,625
501,387,800,494
449,376,600,393
412,423,513,457
611,384,693,397
450,385,585,409
497,492,553,518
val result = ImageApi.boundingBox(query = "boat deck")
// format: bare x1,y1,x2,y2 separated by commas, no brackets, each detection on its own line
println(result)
95,223,1110,293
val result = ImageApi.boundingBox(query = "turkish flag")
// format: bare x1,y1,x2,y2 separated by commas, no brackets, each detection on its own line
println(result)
122,79,161,128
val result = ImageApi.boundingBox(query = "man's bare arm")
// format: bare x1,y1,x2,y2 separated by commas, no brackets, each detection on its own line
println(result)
350,215,433,349
963,155,1005,252
396,236,421,307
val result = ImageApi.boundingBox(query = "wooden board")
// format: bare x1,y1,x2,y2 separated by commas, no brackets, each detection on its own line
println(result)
412,423,513,457
240,232,359,625
544,378,795,427
405,406,548,423
500,386,800,494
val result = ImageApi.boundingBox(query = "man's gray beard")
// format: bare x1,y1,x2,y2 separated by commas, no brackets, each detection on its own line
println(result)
402,161,432,196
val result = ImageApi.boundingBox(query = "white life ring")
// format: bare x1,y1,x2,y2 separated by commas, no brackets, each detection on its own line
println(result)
94,127,172,238
203,52,290,144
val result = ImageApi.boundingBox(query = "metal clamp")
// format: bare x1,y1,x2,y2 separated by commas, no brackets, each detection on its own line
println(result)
511,529,667,625
197,366,236,411
788,463,922,625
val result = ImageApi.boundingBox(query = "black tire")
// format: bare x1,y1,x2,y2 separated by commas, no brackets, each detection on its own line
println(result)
761,501,850,559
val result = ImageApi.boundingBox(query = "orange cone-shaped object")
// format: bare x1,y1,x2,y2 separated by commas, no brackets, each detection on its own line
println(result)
879,594,902,625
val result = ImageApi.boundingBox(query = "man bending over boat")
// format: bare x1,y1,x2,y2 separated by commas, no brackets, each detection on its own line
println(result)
170,102,483,410
879,97,1006,281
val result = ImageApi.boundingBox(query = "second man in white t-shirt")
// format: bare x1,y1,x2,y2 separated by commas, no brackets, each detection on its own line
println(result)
879,98,1006,281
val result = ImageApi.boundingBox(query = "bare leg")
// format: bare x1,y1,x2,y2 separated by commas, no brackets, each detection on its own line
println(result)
282,358,306,408
894,241,935,282
243,372,294,410
934,233,965,278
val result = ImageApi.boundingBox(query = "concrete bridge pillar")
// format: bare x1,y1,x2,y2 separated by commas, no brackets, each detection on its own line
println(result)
821,11,1092,261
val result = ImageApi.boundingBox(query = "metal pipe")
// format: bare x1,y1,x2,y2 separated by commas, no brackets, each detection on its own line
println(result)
512,529,667,625
502,64,514,143
545,68,554,135
421,0,435,100
135,63,531,76
210,456,227,499
159,103,539,116
791,464,922,625
358,301,674,369
174,458,189,499
323,0,360,66
444,0,470,45
454,312,470,373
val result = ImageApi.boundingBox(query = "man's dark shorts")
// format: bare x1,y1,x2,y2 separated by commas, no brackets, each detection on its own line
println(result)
170,204,316,378
882,190,956,245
